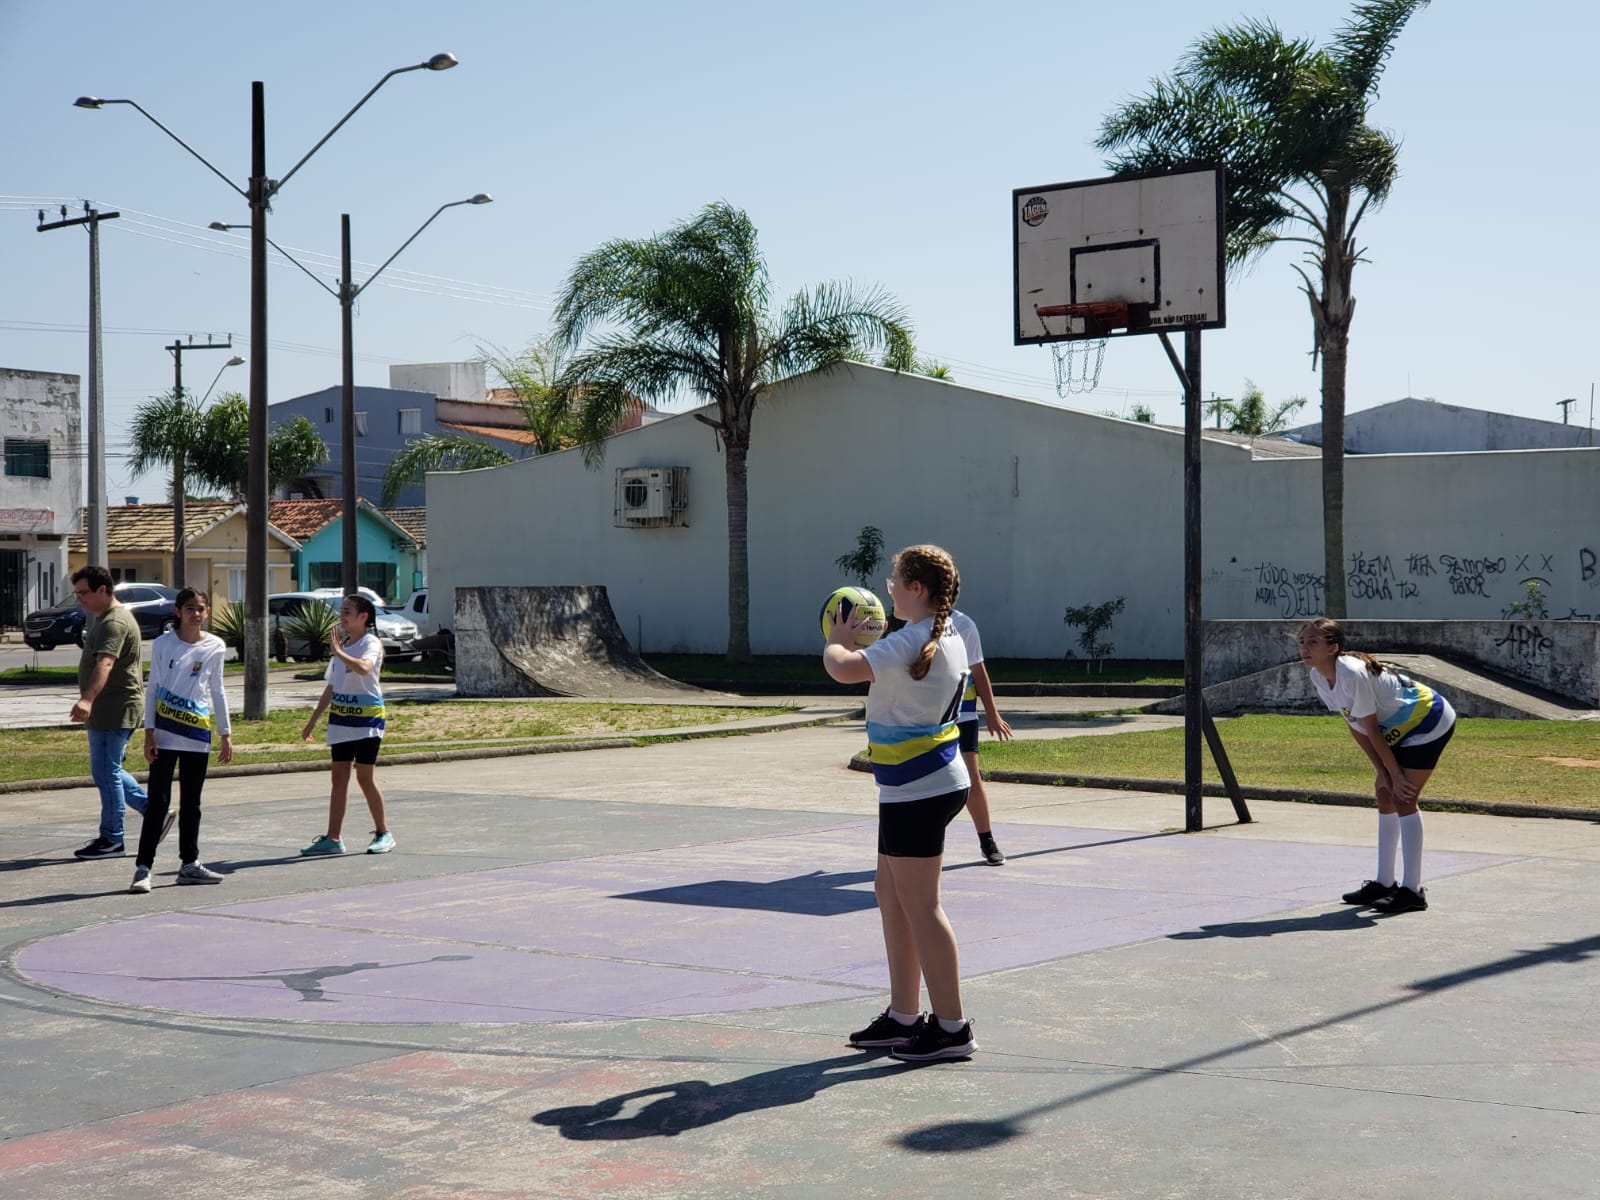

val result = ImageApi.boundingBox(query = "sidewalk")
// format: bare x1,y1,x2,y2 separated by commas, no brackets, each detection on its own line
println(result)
2,719,1597,1198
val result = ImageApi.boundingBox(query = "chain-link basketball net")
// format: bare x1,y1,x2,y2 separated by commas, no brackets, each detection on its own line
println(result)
1037,301,1127,396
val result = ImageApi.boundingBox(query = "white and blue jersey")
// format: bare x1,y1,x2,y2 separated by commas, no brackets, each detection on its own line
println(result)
325,632,386,744
1311,655,1456,749
144,631,231,752
860,618,971,802
949,610,984,725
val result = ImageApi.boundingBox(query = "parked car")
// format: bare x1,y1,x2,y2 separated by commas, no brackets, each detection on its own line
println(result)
397,587,434,638
267,591,419,662
23,583,177,650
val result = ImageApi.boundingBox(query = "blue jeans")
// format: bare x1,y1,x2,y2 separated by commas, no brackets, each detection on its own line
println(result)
87,727,149,843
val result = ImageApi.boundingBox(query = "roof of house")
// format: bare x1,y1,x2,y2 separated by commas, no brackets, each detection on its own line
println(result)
437,420,542,446
68,502,302,553
381,506,427,544
267,498,419,548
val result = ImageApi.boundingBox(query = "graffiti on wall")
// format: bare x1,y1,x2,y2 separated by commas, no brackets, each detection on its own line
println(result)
1244,546,1598,617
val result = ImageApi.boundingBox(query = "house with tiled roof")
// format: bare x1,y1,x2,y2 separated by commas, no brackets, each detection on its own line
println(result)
267,498,422,602
67,502,300,604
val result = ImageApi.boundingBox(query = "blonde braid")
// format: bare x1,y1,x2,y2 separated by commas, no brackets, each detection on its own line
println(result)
897,544,961,681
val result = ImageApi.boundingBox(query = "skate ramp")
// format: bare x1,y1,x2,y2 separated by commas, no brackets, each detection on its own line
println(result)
454,586,704,699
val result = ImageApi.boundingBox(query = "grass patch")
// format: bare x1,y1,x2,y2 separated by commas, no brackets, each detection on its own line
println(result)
0,699,792,785
641,654,1182,686
980,714,1600,808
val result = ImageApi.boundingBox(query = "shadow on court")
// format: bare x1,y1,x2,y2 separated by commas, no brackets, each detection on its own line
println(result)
1168,909,1380,939
533,1052,909,1139
895,930,1600,1153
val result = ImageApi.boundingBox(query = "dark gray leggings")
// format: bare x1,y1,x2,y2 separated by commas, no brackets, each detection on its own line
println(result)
137,748,209,867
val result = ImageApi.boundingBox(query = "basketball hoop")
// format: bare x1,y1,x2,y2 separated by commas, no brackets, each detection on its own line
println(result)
1049,338,1107,394
1037,302,1128,395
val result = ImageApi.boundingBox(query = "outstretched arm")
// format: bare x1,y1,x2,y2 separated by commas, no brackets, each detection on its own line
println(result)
971,661,1012,740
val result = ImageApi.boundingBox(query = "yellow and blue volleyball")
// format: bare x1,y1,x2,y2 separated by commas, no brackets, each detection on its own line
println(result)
820,586,887,647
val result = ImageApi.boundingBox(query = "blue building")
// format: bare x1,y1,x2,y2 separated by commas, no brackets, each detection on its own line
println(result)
267,498,422,602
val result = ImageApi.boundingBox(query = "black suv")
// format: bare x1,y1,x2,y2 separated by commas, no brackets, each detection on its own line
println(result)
23,583,178,650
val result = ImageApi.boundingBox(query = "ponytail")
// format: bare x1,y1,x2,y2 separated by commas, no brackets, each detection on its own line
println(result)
1302,617,1385,676
893,544,961,681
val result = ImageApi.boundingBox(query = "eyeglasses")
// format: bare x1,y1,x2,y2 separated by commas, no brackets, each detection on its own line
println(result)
884,577,898,593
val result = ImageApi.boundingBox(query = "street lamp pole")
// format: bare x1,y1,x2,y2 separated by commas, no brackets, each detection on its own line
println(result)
339,195,492,592
75,51,457,719
165,336,237,590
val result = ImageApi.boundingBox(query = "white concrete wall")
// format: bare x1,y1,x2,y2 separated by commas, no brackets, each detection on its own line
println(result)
388,361,486,402
428,366,1600,660
1,368,82,612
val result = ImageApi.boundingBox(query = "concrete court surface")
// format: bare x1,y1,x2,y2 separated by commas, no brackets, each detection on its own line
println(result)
2,718,1599,1199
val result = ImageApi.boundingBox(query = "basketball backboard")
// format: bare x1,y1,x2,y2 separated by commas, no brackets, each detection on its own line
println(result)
1013,164,1225,344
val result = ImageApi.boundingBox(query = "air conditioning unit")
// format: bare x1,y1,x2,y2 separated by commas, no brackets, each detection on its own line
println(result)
615,466,689,527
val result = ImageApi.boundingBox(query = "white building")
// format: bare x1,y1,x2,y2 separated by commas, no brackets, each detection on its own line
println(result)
1282,396,1596,453
426,366,1600,659
0,367,82,626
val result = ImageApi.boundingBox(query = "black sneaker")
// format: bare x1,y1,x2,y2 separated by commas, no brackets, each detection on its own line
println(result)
1341,879,1397,905
1372,885,1428,914
979,834,1006,866
74,838,126,860
848,1009,923,1048
890,1016,977,1062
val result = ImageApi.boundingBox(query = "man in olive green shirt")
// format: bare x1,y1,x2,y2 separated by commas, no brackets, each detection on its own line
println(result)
68,565,151,859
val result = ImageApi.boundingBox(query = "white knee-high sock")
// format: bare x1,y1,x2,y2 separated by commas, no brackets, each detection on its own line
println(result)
1376,812,1400,886
1398,812,1425,891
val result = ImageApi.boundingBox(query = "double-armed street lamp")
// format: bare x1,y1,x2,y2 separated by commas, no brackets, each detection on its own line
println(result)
76,52,457,719
209,194,491,593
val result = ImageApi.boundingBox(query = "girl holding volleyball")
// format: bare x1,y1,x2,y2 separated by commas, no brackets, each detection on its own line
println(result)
1299,617,1455,914
825,543,977,1061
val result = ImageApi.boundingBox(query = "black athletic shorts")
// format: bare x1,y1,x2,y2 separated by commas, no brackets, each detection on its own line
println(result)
1394,723,1453,771
878,788,969,858
957,721,979,755
330,737,382,765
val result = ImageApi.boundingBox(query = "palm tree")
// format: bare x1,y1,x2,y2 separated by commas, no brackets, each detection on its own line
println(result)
1096,0,1429,617
1221,380,1307,435
380,434,515,506
189,394,329,499
127,390,204,587
480,335,581,454
554,201,912,662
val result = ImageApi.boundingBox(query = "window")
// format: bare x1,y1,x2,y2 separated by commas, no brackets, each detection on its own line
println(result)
399,408,421,435
311,561,342,588
359,561,396,602
354,411,368,437
3,439,49,479
324,407,333,423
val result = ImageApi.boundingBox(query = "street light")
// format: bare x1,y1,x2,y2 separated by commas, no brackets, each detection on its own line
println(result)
201,355,247,405
165,337,238,590
77,52,458,719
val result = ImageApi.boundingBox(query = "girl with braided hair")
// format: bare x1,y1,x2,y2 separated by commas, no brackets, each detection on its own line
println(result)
824,544,977,1061
1299,617,1456,914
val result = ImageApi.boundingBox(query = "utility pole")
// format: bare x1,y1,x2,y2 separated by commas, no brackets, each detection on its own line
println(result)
37,203,120,568
165,336,235,589
1557,398,1576,425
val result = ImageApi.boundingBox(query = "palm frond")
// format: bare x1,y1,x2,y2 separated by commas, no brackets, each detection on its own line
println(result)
1330,0,1431,98
126,392,202,479
767,281,911,382
379,434,515,506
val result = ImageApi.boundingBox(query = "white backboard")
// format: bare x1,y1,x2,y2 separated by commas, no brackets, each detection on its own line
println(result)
1013,164,1226,344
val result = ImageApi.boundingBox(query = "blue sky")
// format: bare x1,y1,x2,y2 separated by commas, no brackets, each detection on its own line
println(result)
4,0,1595,502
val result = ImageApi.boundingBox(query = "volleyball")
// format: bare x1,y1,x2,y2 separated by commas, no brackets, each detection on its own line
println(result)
820,586,887,647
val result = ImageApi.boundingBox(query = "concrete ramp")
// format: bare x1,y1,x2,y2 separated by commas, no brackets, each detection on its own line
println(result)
1154,654,1600,721
454,586,705,699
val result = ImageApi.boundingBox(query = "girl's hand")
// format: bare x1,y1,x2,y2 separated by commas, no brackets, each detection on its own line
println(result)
301,720,316,743
826,608,867,648
217,734,233,765
143,733,158,763
986,713,1014,741
1391,771,1418,801
328,623,343,654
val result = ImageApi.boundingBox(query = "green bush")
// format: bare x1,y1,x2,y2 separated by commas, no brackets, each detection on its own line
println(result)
282,600,337,661
209,600,245,658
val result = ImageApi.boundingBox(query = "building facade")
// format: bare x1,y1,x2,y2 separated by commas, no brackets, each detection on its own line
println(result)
0,368,82,625
267,498,422,602
425,366,1600,660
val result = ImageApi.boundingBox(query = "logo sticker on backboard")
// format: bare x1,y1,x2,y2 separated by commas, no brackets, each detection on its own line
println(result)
1021,195,1049,227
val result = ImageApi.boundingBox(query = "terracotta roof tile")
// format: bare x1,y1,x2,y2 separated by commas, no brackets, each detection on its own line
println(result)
267,498,345,541
67,502,245,553
382,507,427,543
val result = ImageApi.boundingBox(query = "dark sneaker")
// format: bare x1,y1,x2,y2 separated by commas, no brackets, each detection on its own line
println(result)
848,1009,924,1048
1341,879,1397,905
176,862,224,885
979,834,1006,866
1372,885,1428,914
890,1016,977,1062
74,838,126,860
157,811,177,846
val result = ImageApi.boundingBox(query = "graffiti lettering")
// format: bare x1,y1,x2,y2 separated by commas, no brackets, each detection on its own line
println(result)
1405,553,1435,577
1254,562,1324,619
1582,547,1596,583
1438,553,1506,598
1492,622,1554,660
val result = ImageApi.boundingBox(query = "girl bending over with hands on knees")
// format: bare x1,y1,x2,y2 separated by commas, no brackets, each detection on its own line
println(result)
300,594,394,857
825,544,977,1062
133,587,232,892
1300,618,1456,914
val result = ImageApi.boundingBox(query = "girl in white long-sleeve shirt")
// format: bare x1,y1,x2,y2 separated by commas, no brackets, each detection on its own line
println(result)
132,587,232,892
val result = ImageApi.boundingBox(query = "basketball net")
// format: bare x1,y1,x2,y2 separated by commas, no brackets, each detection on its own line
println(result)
1049,338,1108,396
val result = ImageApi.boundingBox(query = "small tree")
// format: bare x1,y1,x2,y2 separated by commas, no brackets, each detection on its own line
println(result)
1064,596,1126,674
834,526,886,589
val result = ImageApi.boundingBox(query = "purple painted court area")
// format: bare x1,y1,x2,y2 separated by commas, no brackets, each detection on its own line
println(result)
16,823,1509,1024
